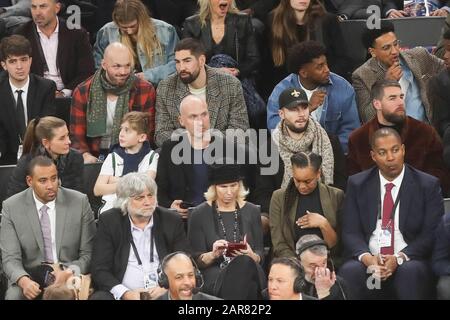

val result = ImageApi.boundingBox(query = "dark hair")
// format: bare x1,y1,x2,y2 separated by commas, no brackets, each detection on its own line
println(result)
370,127,402,150
27,155,56,177
371,79,402,101
175,38,206,58
287,41,326,74
270,257,306,294
444,29,450,41
0,35,32,61
361,21,395,50
290,151,322,172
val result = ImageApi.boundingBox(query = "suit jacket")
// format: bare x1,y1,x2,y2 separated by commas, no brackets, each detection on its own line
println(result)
429,70,450,138
0,73,56,165
347,116,450,195
342,165,444,260
157,291,222,300
269,183,344,258
0,187,96,284
154,65,249,147
91,207,189,292
352,47,444,123
15,18,95,91
432,212,450,276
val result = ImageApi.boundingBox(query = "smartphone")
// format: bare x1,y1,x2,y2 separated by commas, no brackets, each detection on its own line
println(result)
225,242,247,257
179,201,194,209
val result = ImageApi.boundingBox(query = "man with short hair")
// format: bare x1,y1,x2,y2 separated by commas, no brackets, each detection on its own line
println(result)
340,128,444,299
70,42,156,164
156,252,221,300
353,21,444,123
0,34,55,164
154,37,249,147
14,0,94,97
0,156,96,300
90,172,189,300
267,257,316,300
295,234,349,300
347,79,450,195
267,41,360,154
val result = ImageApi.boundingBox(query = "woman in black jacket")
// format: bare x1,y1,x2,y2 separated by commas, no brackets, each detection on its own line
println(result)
7,116,84,197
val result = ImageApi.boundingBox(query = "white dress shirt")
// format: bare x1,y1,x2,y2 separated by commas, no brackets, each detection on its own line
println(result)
359,166,409,261
33,192,57,262
10,76,30,128
37,20,71,96
110,216,160,300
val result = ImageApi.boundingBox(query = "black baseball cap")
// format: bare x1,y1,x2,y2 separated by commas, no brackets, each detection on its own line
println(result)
278,87,309,110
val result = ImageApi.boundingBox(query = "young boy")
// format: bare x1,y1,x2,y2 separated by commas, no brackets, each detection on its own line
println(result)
94,111,158,214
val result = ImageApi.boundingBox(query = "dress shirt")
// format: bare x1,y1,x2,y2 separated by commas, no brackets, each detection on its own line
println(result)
110,216,160,300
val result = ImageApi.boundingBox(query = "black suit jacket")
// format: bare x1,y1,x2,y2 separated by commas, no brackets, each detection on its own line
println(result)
15,18,95,91
91,207,190,292
342,165,444,260
336,0,399,19
0,73,56,165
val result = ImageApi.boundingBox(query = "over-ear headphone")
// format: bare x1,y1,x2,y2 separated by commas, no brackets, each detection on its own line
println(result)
271,257,306,294
157,251,204,290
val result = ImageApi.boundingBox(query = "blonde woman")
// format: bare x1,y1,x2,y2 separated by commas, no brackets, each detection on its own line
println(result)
94,0,179,86
182,0,260,79
187,163,265,299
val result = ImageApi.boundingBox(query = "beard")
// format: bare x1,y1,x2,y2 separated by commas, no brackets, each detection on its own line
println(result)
128,203,156,219
383,110,406,125
284,118,308,134
178,69,200,84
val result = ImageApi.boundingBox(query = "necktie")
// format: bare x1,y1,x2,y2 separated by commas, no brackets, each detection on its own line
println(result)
380,183,395,255
39,205,54,263
15,89,26,139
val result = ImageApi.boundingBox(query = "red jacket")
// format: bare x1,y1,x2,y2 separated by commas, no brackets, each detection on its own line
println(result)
70,75,156,157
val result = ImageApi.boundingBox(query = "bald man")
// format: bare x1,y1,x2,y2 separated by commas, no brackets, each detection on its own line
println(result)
157,252,220,300
70,42,156,163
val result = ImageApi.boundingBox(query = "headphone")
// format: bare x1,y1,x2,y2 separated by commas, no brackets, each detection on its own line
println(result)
271,257,306,294
157,251,204,290
296,239,347,300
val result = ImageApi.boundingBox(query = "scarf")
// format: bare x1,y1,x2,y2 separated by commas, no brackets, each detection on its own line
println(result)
112,140,151,176
273,118,334,189
86,68,136,146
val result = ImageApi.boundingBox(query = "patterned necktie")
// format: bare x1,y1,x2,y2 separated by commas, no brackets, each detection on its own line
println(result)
380,183,395,255
15,89,26,139
39,205,54,263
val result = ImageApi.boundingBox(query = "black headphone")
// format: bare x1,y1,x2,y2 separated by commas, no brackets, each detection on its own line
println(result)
157,251,204,290
271,257,306,294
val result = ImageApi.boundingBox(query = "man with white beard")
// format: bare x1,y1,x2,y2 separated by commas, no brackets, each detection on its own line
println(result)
90,172,190,300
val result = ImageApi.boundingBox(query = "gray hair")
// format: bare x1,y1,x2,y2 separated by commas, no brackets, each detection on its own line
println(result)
115,172,158,215
296,234,328,259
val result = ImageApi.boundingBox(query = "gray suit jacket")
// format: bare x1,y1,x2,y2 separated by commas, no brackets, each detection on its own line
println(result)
352,47,444,123
154,65,249,147
0,187,96,284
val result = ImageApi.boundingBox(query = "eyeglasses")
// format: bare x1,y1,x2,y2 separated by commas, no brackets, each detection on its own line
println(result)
378,39,401,52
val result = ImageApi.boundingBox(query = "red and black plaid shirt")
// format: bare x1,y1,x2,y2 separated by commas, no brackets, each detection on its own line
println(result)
70,75,156,157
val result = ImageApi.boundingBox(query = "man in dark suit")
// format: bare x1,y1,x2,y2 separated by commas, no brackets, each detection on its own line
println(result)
156,251,221,300
339,127,444,299
90,172,190,300
14,0,94,97
0,34,55,165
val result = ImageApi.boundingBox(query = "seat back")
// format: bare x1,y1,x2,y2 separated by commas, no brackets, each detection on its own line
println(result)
82,162,103,219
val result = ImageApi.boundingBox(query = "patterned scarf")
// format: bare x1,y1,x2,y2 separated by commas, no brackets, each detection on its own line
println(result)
86,69,136,146
273,118,334,189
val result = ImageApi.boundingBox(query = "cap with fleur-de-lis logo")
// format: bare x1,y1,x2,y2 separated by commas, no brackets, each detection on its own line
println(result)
278,87,309,110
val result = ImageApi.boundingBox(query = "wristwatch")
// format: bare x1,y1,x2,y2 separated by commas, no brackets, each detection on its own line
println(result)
394,253,404,265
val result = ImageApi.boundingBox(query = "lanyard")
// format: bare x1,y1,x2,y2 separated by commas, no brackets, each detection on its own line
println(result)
130,227,155,265
377,189,401,221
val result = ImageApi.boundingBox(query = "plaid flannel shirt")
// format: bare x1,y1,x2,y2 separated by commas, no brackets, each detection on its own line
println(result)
70,75,156,157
